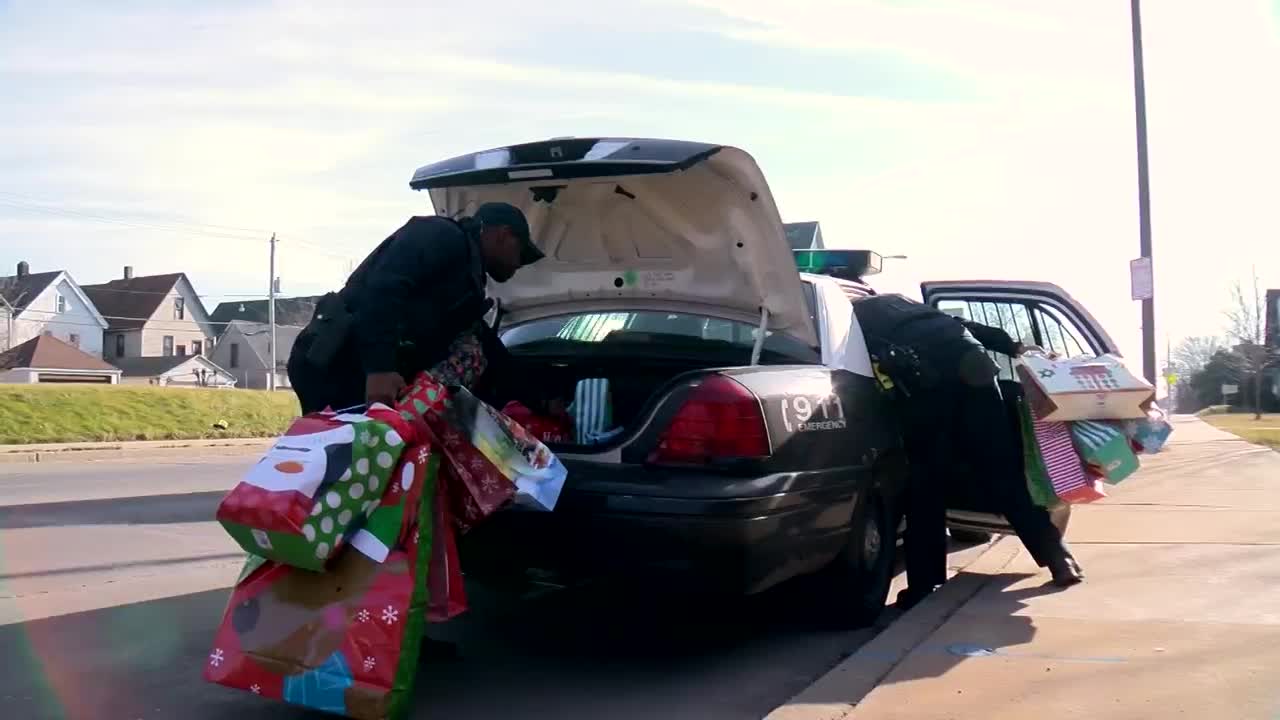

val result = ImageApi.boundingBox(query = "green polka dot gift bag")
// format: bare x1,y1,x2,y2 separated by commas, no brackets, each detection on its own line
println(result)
216,404,421,572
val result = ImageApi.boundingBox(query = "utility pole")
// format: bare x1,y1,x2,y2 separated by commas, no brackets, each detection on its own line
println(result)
268,232,277,392
1131,0,1157,384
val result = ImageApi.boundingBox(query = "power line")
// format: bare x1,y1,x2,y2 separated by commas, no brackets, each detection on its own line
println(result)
0,191,275,236
0,198,270,244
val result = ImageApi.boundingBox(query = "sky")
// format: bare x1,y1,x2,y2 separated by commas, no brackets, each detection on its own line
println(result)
2,0,1279,376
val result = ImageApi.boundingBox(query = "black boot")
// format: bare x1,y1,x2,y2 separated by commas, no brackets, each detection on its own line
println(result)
1048,554,1084,587
895,585,939,611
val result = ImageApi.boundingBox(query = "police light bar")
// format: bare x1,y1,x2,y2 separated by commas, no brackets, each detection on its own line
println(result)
793,250,884,280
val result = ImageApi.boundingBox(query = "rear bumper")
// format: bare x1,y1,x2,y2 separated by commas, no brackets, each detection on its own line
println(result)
460,463,871,595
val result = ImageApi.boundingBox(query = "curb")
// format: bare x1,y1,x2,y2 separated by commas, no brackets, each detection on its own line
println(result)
0,438,272,465
765,538,1023,720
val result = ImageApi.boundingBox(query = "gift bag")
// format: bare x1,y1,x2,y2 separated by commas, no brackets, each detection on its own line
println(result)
217,405,416,570
427,469,467,623
1017,400,1062,509
204,446,440,720
398,375,516,532
400,375,566,521
1070,421,1140,485
572,378,614,444
1030,417,1106,504
1018,354,1155,422
503,401,574,444
1121,407,1173,454
445,385,568,513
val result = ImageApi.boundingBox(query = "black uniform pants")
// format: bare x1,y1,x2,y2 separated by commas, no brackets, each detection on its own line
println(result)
899,381,1071,591
287,330,366,415
956,381,1071,569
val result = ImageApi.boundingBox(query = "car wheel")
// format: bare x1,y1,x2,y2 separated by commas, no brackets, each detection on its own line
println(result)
812,490,897,629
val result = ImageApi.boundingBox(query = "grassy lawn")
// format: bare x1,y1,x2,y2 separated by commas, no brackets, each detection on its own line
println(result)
0,384,300,445
1203,413,1280,450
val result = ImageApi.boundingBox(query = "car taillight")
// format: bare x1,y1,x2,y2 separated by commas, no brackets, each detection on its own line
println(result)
648,375,771,465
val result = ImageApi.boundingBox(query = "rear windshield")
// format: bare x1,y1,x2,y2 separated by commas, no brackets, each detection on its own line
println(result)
501,311,817,360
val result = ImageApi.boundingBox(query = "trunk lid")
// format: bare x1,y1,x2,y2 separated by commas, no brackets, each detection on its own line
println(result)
409,137,818,348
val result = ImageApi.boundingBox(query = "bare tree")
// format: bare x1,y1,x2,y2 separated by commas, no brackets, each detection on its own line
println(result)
1169,335,1224,375
1224,268,1278,419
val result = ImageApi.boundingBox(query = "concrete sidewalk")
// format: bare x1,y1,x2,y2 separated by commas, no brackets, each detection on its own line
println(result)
770,417,1280,719
0,437,270,464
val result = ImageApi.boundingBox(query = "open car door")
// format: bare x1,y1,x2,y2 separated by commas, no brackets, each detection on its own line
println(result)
921,280,1120,526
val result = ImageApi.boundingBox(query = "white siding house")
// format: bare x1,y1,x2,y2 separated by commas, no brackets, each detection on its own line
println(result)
0,263,108,354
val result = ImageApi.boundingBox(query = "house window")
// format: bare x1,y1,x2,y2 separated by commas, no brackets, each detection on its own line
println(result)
163,336,175,356
177,344,187,357
56,294,67,313
115,334,125,358
230,343,240,368
69,333,80,348
192,340,203,356
175,297,185,320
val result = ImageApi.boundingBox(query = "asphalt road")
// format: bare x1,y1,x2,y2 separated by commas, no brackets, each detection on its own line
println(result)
0,457,988,720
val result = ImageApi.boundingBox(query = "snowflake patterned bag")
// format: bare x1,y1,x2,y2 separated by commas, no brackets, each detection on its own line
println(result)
216,404,417,571
204,443,441,720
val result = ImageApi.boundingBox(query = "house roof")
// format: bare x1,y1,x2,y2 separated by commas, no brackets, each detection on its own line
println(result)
0,334,120,372
223,321,304,369
784,221,824,250
111,354,231,378
210,296,320,328
0,270,62,314
81,273,186,330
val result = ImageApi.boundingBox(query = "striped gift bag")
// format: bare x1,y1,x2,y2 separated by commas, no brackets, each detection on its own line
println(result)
1031,417,1106,504
573,378,614,445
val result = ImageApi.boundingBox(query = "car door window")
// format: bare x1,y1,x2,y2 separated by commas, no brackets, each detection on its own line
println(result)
1032,305,1090,359
937,299,1032,381
937,296,1101,382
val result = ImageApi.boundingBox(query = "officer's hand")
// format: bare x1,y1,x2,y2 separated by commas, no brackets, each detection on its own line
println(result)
366,372,407,407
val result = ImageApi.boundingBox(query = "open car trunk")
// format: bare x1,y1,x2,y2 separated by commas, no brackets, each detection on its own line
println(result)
486,329,820,448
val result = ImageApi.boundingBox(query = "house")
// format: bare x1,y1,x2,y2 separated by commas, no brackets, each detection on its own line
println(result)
0,262,109,354
83,267,217,363
211,320,303,390
784,221,826,251
209,296,320,335
0,334,122,384
112,355,237,388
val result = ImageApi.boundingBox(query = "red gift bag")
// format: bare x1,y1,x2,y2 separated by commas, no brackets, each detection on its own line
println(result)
427,471,467,622
502,401,573,444
204,448,440,720
397,374,517,533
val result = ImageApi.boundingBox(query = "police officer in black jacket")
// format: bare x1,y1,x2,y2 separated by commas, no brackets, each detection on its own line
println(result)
289,202,544,414
853,293,1083,610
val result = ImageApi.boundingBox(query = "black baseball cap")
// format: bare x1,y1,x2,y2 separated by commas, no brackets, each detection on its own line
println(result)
474,202,544,266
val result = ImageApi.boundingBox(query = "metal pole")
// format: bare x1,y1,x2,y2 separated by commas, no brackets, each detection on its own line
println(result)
268,232,277,391
1131,0,1156,384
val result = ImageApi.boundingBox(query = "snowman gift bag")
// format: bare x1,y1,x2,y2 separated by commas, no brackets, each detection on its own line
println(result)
216,404,419,571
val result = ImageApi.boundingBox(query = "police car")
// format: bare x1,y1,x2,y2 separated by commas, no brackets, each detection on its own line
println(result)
410,137,1120,626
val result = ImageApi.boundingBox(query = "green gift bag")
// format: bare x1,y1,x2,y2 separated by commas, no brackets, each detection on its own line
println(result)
1018,399,1063,509
1070,421,1140,484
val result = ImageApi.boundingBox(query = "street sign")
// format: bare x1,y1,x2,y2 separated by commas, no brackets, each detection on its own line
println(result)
1222,384,1239,395
1130,257,1154,301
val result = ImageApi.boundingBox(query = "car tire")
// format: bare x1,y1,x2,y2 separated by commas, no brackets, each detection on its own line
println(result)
812,490,897,629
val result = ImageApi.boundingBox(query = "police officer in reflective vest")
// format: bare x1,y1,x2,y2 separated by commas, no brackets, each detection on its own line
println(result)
854,293,1083,609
